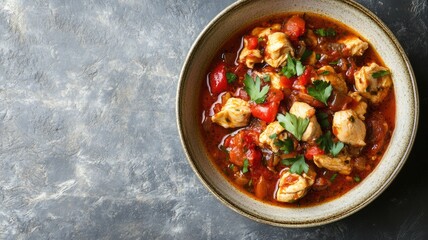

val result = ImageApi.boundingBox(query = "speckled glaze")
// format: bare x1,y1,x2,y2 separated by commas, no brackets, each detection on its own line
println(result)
177,0,419,227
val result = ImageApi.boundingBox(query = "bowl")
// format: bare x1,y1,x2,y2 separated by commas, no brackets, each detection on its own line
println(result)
176,0,419,227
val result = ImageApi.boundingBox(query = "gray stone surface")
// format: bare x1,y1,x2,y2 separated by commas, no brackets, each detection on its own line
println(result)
0,0,426,239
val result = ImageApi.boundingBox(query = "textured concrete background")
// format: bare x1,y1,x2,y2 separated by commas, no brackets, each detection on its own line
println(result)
0,0,426,239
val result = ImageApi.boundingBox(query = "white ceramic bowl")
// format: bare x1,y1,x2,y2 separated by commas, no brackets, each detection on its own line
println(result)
177,0,419,227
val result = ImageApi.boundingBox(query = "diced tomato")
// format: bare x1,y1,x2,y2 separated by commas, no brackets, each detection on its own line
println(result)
209,62,228,94
250,101,279,123
279,76,293,89
246,148,262,168
295,67,312,87
285,15,306,40
266,88,284,103
305,146,325,160
224,130,261,168
233,87,250,101
246,36,259,50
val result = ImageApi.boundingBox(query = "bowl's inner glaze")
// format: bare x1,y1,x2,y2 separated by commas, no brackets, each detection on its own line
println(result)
177,0,417,227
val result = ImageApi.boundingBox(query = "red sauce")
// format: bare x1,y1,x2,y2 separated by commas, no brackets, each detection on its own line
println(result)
199,13,395,207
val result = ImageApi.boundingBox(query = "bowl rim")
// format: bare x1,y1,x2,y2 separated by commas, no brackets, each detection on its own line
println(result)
176,0,419,227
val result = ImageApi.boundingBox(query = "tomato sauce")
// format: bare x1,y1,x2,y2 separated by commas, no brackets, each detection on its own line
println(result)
199,13,395,207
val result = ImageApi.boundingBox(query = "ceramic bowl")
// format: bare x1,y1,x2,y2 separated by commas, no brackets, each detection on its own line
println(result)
176,0,419,227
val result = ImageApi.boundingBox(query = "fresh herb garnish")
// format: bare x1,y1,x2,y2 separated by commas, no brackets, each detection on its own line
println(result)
316,131,344,157
330,173,338,182
372,70,390,78
300,49,313,62
314,28,337,37
316,112,330,129
258,37,264,42
274,138,294,154
263,74,271,82
228,163,235,169
269,133,277,139
226,72,237,83
244,74,269,104
281,155,309,175
316,53,321,60
330,141,344,157
277,113,310,141
353,175,361,182
308,80,333,105
329,60,339,65
242,158,249,173
320,70,330,75
281,55,305,78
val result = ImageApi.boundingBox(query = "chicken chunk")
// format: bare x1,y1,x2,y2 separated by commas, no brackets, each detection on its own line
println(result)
313,154,352,175
211,97,251,128
276,167,316,203
289,102,322,142
259,121,286,153
238,46,263,69
333,109,366,146
264,32,294,68
266,72,283,90
354,62,393,104
348,92,367,120
315,66,348,94
251,24,281,38
339,35,369,56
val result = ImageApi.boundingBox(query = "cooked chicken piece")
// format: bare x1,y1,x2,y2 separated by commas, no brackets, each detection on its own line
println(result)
354,62,393,104
333,109,366,146
348,92,367,120
276,167,316,203
313,154,352,175
264,32,294,68
314,66,348,94
339,35,369,56
259,121,286,153
289,102,322,142
211,97,251,128
251,24,282,38
267,72,283,90
238,46,263,69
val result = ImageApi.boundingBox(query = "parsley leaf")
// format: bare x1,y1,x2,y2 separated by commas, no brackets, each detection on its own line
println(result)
274,138,294,154
372,70,390,78
329,60,339,65
226,72,237,83
281,55,305,78
242,158,249,173
316,131,333,151
316,112,330,129
330,173,338,182
320,70,330,75
353,175,361,182
314,28,337,37
263,74,271,82
277,113,310,141
281,155,309,175
269,133,277,139
244,74,269,104
308,80,333,105
316,53,321,60
330,141,344,157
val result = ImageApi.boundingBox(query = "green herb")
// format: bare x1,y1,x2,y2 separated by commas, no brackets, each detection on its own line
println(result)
277,113,310,141
316,131,333,151
258,37,264,42
244,74,269,104
314,28,337,37
229,163,235,169
372,70,390,78
281,155,309,175
242,159,249,173
330,173,338,182
320,70,330,75
300,49,313,62
263,74,271,82
353,175,361,182
281,55,305,78
330,141,344,157
269,133,277,139
226,72,237,83
308,80,333,105
316,112,330,129
316,53,321,60
274,138,294,154
316,131,344,157
329,60,339,65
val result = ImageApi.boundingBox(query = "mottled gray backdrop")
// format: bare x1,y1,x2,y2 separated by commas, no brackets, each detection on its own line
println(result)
0,0,427,239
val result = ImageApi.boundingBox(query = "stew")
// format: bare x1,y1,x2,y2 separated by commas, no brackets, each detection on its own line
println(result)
200,13,395,206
